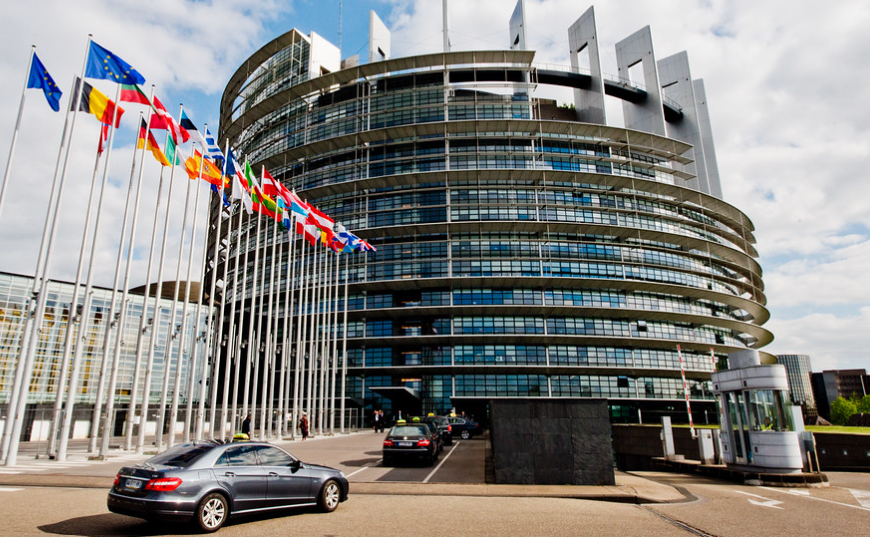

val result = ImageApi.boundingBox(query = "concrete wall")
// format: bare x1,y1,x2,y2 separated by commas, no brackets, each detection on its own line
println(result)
814,432,870,471
489,399,614,485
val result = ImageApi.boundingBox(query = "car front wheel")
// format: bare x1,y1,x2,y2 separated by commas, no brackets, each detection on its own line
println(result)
460,430,471,440
196,492,228,533
318,480,341,512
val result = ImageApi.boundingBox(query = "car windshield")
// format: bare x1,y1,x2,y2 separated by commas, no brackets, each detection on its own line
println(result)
144,442,215,468
391,426,429,436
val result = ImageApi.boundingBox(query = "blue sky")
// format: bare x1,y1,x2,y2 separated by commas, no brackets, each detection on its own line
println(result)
0,0,868,372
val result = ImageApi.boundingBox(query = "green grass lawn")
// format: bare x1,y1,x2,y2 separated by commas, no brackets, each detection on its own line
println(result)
806,425,870,434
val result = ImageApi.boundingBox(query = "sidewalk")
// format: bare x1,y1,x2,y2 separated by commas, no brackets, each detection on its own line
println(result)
0,432,686,505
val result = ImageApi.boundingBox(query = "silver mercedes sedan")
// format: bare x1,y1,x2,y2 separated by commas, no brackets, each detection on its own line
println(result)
107,440,349,532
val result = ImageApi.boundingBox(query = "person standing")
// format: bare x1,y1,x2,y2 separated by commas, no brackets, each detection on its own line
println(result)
373,409,381,432
241,412,252,439
377,410,386,432
299,412,309,441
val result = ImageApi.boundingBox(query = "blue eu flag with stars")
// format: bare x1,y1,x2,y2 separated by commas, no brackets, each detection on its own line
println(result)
85,41,145,85
27,53,62,112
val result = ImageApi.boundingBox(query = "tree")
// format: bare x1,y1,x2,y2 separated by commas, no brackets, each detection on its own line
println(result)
830,396,857,425
856,394,870,414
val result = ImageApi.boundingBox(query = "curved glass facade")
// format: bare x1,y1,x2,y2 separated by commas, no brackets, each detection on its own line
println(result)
216,32,772,424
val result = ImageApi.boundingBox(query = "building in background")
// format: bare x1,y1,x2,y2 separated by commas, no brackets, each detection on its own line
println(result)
213,2,775,426
776,354,817,420
0,272,208,441
812,369,870,420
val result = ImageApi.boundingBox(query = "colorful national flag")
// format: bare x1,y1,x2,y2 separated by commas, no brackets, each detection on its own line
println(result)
184,150,225,186
204,126,224,164
252,185,278,220
27,53,62,112
212,183,231,207
359,239,377,252
85,41,145,84
165,133,184,166
73,78,124,127
149,96,189,144
308,205,335,243
137,118,170,166
97,123,110,154
120,83,151,106
179,110,208,148
303,215,321,247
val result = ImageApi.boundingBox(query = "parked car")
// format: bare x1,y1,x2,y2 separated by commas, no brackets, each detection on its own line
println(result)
423,415,453,445
107,440,349,533
383,424,439,466
448,416,481,439
419,419,444,453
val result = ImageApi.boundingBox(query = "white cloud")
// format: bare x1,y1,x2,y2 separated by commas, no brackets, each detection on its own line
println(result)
0,0,285,289
765,307,870,371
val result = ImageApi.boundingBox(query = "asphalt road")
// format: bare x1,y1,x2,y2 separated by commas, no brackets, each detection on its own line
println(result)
3,430,870,536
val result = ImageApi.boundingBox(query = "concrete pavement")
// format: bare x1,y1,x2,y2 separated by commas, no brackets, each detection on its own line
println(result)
0,429,685,504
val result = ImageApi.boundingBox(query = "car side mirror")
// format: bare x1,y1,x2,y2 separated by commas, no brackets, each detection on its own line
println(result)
290,459,302,471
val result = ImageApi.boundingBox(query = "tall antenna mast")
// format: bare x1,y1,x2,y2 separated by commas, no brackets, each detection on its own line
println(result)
338,0,343,54
442,0,450,52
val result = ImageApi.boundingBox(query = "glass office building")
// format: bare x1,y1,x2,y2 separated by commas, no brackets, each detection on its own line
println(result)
0,272,209,436
214,5,774,424
776,354,817,419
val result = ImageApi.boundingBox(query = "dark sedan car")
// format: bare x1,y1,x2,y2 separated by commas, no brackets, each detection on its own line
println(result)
448,416,481,439
107,440,348,532
383,424,439,466
423,415,453,445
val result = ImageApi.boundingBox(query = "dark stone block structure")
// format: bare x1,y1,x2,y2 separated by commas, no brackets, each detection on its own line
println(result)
489,399,615,485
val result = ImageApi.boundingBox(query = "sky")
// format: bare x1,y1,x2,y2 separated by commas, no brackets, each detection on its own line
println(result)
0,0,867,372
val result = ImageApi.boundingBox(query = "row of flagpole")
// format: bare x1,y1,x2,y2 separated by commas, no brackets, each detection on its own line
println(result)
1,38,375,465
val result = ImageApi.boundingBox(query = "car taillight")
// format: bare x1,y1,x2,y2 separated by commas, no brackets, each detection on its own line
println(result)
383,439,394,447
113,473,120,487
447,425,451,432
417,438,431,447
145,477,183,491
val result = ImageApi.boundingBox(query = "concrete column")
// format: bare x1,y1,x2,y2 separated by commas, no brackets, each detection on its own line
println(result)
568,7,606,124
615,26,666,136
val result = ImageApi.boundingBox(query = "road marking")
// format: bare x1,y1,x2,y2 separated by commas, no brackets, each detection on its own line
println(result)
422,441,461,484
0,471,22,475
0,488,23,492
848,489,870,508
346,465,371,478
735,490,784,509
759,486,870,513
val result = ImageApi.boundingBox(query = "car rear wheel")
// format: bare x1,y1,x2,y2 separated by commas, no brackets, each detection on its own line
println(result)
460,430,471,440
318,479,341,512
196,492,227,533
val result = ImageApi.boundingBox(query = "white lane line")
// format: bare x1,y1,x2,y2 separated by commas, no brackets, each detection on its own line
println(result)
423,441,461,484
0,471,22,475
346,465,371,478
760,486,870,513
734,490,784,509
0,488,24,492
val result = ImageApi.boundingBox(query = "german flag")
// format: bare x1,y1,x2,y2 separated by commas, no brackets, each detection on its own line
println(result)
137,118,170,166
74,77,124,127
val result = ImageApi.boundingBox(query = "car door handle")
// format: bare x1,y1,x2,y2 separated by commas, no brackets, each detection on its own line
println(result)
224,472,236,477
269,472,279,477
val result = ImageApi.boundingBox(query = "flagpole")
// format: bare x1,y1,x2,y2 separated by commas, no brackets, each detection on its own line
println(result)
284,233,299,437
233,179,252,433
330,251,341,434
291,238,307,439
156,124,194,451
278,231,295,438
324,249,335,434
45,121,107,458
166,125,197,448
124,87,160,451
268,225,282,438
54,70,128,462
309,247,322,433
252,207,267,439
259,167,278,439
138,128,182,453
180,155,205,443
201,131,227,439
301,245,314,428
340,250,350,433
0,46,36,226
319,249,332,435
228,205,246,436
99,95,159,457
245,203,264,436
1,74,72,461
3,34,91,466
214,201,235,440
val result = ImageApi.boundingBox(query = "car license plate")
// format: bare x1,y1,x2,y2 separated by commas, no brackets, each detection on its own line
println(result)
124,478,143,491
397,441,413,447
